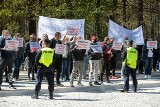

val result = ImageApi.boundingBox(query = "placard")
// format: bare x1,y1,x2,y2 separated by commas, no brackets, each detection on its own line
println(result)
30,42,41,52
5,40,18,51
17,38,24,47
55,44,67,54
90,45,103,53
77,40,90,49
147,41,157,49
112,43,122,50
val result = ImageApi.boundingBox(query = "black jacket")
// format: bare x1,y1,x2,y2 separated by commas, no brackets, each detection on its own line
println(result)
0,38,15,59
71,43,86,61
25,41,37,60
88,43,101,60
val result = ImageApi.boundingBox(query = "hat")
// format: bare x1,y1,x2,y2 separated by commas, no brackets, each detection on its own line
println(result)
91,36,97,40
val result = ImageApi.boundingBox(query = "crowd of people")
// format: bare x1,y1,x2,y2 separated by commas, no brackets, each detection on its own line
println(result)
0,29,160,98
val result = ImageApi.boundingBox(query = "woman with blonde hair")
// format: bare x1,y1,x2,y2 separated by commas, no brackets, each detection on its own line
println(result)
61,35,76,81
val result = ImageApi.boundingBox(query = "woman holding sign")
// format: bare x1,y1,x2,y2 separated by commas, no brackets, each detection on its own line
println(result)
61,35,76,81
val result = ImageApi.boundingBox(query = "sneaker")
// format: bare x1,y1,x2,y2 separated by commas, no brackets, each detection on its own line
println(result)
106,80,111,83
120,90,128,93
89,82,93,86
94,81,101,85
9,85,16,89
70,82,74,87
12,78,16,82
57,83,64,87
112,76,118,79
144,75,148,78
148,75,151,79
32,78,36,80
77,82,83,86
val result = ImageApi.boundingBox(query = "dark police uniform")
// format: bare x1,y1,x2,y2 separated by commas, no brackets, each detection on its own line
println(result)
122,46,138,92
32,47,55,99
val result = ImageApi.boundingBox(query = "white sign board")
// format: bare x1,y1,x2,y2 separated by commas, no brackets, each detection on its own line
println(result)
147,41,157,49
90,45,103,53
108,19,144,45
77,40,90,49
5,40,18,51
17,38,24,47
30,42,41,52
112,42,122,50
55,44,67,54
38,16,85,39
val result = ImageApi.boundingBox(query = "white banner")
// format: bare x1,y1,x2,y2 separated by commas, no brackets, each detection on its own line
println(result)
112,42,122,50
30,42,41,52
5,40,18,51
38,16,85,40
90,45,103,53
108,20,144,45
77,40,90,49
17,38,24,47
147,41,157,49
55,44,67,54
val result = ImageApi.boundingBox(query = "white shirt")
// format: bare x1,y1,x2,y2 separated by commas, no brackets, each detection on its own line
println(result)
148,49,153,57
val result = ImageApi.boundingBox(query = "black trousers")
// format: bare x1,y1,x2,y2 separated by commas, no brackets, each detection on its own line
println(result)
28,59,35,79
100,59,110,82
0,58,14,85
35,67,54,93
110,58,116,76
123,66,137,91
54,57,62,84
153,57,158,70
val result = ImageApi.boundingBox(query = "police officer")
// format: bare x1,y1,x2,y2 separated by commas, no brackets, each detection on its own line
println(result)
121,40,138,92
32,39,55,99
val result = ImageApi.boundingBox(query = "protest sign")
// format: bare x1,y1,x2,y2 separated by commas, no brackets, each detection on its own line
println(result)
55,44,67,54
38,16,85,39
77,40,90,49
5,40,18,51
30,42,41,52
108,19,144,45
147,41,157,49
17,38,24,47
112,42,122,50
90,45,103,53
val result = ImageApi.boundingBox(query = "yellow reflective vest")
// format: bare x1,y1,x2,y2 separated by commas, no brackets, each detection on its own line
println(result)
123,47,138,69
39,48,54,67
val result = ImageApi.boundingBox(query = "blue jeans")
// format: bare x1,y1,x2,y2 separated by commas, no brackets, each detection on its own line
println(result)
83,55,89,78
61,58,70,80
144,57,153,75
13,58,23,79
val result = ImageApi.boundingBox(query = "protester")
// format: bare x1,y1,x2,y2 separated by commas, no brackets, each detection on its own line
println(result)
120,37,128,78
32,39,55,99
0,30,16,90
39,34,49,47
121,40,138,92
61,35,76,81
88,36,101,86
110,38,118,79
142,39,153,78
13,33,24,81
50,32,63,86
100,37,111,84
70,36,86,87
25,34,37,80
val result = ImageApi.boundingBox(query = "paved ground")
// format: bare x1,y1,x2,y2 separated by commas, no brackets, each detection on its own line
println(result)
0,71,160,107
